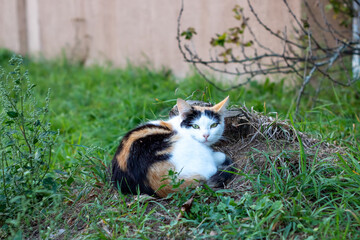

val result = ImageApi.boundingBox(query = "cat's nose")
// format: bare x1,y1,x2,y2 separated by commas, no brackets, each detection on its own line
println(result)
203,133,209,140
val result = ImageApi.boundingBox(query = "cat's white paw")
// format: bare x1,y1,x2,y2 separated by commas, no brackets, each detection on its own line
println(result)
213,152,226,166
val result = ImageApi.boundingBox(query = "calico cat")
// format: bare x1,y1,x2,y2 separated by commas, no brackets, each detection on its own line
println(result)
111,96,234,197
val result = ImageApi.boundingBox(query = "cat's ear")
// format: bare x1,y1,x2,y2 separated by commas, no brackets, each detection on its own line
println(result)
177,98,192,119
212,96,229,113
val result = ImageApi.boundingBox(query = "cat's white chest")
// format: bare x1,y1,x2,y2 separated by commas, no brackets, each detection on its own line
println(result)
169,135,225,179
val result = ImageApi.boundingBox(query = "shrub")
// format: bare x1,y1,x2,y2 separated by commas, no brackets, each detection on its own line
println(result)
0,56,58,233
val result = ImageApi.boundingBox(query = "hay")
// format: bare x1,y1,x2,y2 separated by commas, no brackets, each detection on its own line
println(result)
170,100,342,192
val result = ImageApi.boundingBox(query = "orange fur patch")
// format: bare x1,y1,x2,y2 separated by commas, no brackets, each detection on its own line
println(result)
193,96,229,113
116,127,172,171
147,161,206,198
193,105,210,112
155,147,174,156
159,121,173,130
211,96,229,112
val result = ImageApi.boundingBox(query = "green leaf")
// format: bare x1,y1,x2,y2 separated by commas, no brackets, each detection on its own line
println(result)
66,176,75,186
54,169,67,175
28,84,36,90
34,119,41,126
5,120,14,125
7,111,19,118
243,40,253,47
181,27,197,40
210,33,227,47
5,140,15,148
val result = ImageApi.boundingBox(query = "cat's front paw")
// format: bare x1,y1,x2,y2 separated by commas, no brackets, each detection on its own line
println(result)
213,151,226,166
207,156,236,188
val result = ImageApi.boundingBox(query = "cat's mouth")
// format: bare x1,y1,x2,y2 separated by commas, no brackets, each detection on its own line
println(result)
203,139,213,145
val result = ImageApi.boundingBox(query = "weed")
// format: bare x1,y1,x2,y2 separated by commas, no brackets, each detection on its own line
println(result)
0,55,59,237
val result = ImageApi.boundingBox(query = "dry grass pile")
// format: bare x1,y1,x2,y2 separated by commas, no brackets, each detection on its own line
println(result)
170,101,342,192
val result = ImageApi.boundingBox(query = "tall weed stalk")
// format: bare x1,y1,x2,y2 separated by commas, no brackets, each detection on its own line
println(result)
0,56,58,230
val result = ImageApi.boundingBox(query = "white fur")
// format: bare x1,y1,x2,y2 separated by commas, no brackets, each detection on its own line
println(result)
164,114,226,179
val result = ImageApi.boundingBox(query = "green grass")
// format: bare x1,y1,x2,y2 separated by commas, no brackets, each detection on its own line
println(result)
0,48,360,239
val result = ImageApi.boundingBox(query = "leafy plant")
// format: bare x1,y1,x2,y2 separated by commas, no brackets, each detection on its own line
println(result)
0,55,59,233
326,0,354,27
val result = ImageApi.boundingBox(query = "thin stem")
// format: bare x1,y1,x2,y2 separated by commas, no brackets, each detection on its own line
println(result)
1,149,9,207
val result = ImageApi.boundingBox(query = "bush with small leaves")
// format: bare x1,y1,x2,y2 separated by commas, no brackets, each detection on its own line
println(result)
0,56,59,231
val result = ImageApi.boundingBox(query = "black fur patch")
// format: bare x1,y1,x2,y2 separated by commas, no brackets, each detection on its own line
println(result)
180,109,202,128
180,109,221,129
207,156,236,188
204,110,221,122
111,124,174,195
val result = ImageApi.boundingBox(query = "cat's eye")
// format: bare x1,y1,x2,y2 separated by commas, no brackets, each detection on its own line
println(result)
192,124,200,129
210,123,219,128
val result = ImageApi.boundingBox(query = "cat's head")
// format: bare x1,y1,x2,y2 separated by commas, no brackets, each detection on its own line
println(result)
176,97,229,146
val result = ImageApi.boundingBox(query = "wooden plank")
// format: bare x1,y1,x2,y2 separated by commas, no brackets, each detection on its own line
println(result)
0,0,20,52
26,0,41,53
16,0,28,55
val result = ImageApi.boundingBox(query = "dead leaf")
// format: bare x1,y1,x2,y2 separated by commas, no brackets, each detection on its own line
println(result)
210,230,217,236
176,196,194,221
97,219,112,237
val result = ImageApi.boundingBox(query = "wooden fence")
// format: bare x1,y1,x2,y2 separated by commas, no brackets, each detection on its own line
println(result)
0,0,303,77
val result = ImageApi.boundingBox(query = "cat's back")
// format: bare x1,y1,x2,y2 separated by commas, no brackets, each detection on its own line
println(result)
113,121,175,171
111,121,176,194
